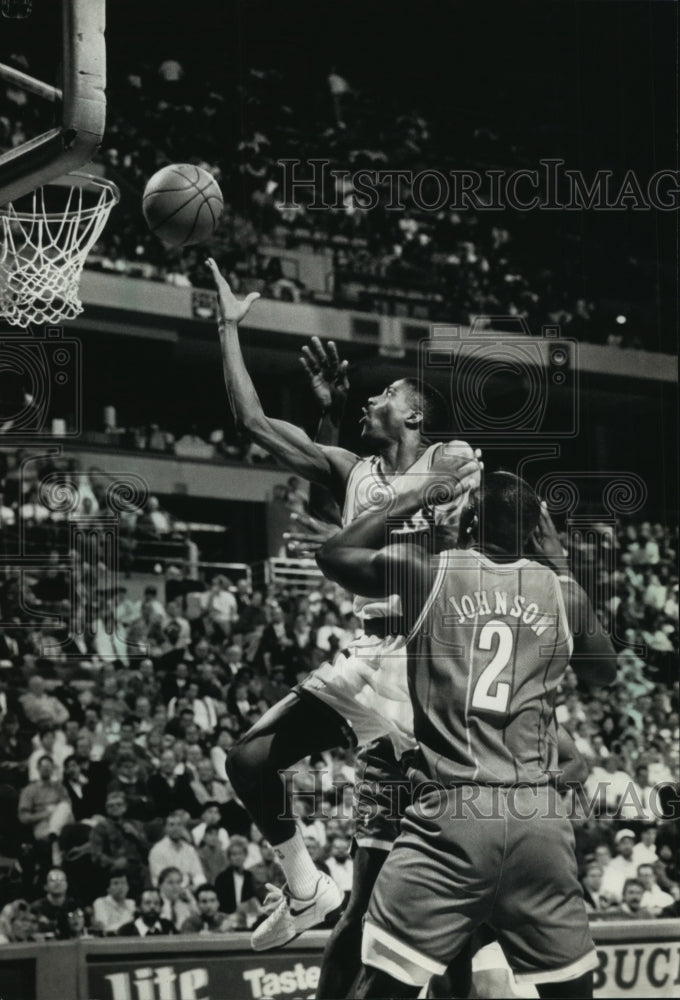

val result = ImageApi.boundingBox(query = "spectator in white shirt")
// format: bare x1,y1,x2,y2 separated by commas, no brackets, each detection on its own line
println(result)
601,830,640,903
128,587,167,625
163,599,191,649
572,721,596,761
632,825,660,867
191,802,230,851
590,734,609,762
617,763,658,823
147,496,172,535
20,674,69,729
169,682,219,734
148,812,207,891
642,619,675,654
92,873,135,935
26,726,72,782
594,844,614,872
0,494,16,527
203,576,238,639
157,866,197,931
663,585,678,622
315,611,350,655
92,614,130,666
584,754,631,816
643,572,667,610
637,864,674,916
645,744,675,786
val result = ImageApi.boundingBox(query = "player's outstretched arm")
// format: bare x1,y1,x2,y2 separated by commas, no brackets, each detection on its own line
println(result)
207,259,357,498
318,535,431,602
561,577,617,686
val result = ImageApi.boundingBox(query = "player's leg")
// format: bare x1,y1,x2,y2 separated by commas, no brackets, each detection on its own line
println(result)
427,939,474,999
536,974,593,999
318,736,411,997
360,788,497,996
492,787,598,999
353,963,420,999
466,938,538,1000
226,690,351,947
226,690,353,846
316,845,386,999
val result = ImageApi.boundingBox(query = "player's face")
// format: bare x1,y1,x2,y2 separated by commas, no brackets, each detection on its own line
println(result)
360,380,418,444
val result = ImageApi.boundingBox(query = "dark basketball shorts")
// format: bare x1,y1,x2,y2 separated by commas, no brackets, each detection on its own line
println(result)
352,736,413,852
363,784,598,987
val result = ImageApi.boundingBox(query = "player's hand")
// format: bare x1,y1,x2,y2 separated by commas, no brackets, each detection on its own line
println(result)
299,337,350,413
206,258,260,323
284,511,341,557
424,449,482,508
530,502,569,565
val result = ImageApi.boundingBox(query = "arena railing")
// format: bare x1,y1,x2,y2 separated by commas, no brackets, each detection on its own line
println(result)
0,922,678,1000
255,557,325,595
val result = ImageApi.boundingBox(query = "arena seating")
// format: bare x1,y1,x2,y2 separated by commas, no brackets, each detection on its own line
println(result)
0,53,670,350
0,447,677,941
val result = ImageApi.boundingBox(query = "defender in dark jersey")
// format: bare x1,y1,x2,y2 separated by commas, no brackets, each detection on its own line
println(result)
317,471,617,999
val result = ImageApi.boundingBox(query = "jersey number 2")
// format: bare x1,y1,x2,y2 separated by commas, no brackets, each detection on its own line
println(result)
471,620,513,715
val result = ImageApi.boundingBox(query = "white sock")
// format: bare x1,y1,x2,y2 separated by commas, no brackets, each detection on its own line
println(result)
273,827,321,900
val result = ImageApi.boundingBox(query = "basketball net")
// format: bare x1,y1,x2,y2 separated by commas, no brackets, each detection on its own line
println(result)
0,173,119,326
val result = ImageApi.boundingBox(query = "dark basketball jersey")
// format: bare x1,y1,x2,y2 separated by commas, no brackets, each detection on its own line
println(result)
406,547,573,787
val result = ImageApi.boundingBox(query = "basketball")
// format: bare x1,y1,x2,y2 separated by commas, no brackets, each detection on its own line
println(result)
142,163,224,247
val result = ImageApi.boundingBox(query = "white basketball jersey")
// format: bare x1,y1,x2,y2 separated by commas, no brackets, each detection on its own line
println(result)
342,440,478,619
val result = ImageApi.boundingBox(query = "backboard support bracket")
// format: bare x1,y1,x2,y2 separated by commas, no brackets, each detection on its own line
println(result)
0,0,106,206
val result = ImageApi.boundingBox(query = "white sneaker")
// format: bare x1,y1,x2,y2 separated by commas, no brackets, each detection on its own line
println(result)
250,874,342,951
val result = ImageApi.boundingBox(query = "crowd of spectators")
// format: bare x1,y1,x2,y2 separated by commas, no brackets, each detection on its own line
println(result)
0,479,677,941
0,53,662,349
87,421,276,469
0,450,197,578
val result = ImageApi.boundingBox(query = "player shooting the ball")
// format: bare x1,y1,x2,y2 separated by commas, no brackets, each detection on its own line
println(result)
207,258,481,955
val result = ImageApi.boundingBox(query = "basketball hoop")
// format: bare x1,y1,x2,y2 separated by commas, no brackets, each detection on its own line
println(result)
0,172,119,327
